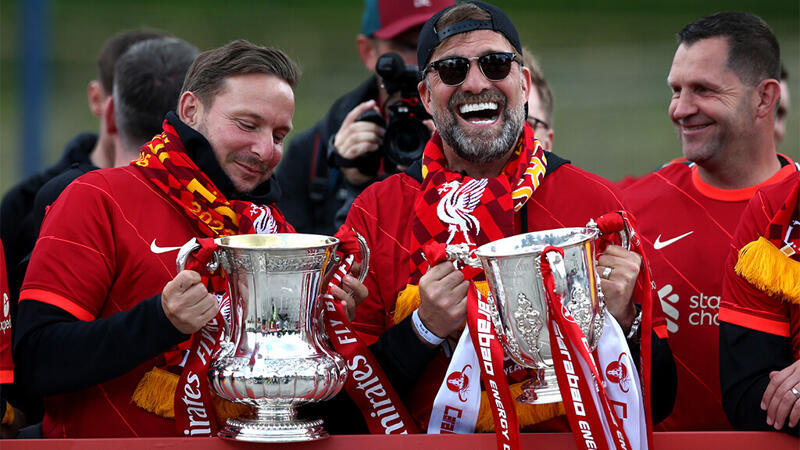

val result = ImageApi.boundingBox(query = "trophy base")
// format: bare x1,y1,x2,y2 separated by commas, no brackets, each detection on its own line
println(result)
219,416,329,443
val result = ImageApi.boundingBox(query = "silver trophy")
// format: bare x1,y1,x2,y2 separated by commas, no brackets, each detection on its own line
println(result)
177,233,368,442
469,224,625,404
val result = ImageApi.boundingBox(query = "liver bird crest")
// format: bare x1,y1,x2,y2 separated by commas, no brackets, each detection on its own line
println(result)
436,178,488,245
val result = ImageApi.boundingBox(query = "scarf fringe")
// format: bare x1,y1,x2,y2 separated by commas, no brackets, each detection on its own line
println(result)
394,285,421,324
735,237,800,304
131,367,252,423
475,380,566,431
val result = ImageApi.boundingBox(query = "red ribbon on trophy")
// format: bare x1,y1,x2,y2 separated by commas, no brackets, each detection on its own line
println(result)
466,286,521,450
321,228,420,435
593,211,656,449
539,245,632,450
174,237,224,437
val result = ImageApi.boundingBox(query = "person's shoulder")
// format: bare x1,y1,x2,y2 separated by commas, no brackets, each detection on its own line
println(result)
356,171,420,205
36,163,100,208
756,169,800,200
546,159,623,199
629,161,692,187
621,161,693,204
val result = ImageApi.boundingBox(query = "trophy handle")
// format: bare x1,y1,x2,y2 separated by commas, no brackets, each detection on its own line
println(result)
586,214,633,251
352,231,370,283
174,238,231,348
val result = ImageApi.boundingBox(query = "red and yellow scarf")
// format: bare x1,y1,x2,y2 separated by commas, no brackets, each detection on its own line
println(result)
409,123,547,284
133,120,294,240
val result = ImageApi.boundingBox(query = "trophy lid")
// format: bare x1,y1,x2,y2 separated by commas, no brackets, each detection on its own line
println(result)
475,227,598,258
216,233,339,251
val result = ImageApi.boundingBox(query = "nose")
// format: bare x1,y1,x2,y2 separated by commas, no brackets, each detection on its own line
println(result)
670,91,697,122
252,133,280,165
459,60,493,94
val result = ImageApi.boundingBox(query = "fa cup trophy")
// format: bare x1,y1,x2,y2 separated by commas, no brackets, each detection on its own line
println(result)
177,233,367,442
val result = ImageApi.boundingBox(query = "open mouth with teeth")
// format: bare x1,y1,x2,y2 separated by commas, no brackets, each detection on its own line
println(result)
458,101,501,125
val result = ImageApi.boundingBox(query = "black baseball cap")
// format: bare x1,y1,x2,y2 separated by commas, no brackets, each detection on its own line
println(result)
416,1,522,70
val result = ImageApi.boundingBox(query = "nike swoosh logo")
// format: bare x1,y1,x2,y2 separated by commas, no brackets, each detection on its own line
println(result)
653,231,694,250
150,239,183,254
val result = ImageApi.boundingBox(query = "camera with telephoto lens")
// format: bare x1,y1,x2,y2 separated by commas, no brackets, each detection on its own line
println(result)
357,52,431,168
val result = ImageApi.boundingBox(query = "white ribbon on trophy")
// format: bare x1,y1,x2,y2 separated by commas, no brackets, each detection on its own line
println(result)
428,328,481,434
597,313,647,450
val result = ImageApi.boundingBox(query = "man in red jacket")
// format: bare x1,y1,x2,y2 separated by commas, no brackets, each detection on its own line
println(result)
345,0,675,433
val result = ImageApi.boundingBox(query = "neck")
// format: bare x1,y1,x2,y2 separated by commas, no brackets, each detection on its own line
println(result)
444,148,512,178
89,131,115,169
696,134,780,189
113,142,141,168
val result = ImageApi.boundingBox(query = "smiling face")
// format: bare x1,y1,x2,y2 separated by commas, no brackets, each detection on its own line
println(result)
667,37,755,165
419,30,530,164
180,73,294,194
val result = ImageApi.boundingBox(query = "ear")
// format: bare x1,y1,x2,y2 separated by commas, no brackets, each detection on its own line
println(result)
418,78,433,116
754,78,781,119
519,65,532,102
87,80,106,118
357,34,379,72
178,91,202,127
542,129,555,151
103,96,116,135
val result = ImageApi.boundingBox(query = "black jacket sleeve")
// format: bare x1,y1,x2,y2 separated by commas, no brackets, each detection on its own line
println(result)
13,297,189,396
631,330,677,425
720,321,799,435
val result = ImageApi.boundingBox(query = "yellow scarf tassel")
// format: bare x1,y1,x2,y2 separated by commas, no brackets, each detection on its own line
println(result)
476,381,566,431
131,367,252,423
735,237,800,304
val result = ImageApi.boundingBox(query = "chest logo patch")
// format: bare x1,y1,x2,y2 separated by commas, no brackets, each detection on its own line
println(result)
653,231,693,250
150,239,183,254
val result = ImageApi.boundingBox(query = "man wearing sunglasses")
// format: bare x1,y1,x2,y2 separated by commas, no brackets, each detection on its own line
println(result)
276,0,453,236
344,0,675,434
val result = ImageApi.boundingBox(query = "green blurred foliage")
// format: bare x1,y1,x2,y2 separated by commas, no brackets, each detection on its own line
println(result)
1,0,798,194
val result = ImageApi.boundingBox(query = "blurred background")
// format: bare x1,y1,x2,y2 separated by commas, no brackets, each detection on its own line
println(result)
1,0,798,195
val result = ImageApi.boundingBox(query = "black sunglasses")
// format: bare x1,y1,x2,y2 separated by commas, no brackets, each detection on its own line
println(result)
426,52,519,86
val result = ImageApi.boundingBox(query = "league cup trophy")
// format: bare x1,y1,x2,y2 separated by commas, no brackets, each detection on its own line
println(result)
176,233,367,442
470,222,627,404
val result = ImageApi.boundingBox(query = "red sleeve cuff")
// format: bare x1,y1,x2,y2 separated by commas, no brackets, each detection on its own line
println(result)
0,370,13,384
19,288,95,321
719,304,789,337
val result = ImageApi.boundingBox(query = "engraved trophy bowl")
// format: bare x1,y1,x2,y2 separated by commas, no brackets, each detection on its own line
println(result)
474,227,607,405
177,233,356,442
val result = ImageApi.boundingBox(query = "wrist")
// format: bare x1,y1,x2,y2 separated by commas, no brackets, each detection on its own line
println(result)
412,309,444,347
625,303,642,340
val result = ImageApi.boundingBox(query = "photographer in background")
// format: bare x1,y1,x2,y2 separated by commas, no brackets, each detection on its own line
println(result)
276,0,452,235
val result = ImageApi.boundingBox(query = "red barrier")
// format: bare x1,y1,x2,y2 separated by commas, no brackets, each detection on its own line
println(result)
2,432,796,450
